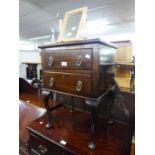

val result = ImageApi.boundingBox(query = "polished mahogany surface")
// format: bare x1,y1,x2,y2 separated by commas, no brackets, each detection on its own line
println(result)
27,106,134,155
19,100,46,143
19,92,45,108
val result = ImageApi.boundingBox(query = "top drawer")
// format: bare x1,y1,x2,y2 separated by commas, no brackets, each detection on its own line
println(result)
42,48,92,70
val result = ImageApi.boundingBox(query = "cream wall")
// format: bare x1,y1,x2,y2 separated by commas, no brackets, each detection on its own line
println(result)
19,50,41,79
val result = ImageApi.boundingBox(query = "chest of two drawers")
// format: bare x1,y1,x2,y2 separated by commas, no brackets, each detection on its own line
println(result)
42,48,93,96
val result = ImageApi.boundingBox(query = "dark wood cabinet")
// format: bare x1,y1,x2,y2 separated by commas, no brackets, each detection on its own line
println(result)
26,63,37,79
27,107,134,155
22,62,42,80
38,38,117,149
40,39,116,97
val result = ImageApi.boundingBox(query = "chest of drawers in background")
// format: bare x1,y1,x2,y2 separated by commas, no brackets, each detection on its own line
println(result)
39,38,116,98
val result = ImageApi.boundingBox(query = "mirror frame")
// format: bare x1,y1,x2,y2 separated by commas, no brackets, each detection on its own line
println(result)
57,7,87,42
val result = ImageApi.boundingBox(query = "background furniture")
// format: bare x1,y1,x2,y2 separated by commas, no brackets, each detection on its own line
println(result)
114,43,135,92
27,106,134,155
19,77,38,95
19,100,46,155
22,62,41,80
115,63,135,92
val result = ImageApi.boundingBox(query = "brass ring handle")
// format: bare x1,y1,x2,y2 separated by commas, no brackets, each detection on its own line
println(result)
49,78,54,87
76,55,83,66
48,56,53,66
76,80,83,92
38,144,48,154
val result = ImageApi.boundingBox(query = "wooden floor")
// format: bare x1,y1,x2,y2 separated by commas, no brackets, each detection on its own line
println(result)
20,92,134,155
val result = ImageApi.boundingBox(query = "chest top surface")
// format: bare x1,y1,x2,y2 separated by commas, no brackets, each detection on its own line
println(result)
38,38,116,49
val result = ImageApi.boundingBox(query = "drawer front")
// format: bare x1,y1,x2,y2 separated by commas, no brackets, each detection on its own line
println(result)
43,72,92,96
29,134,59,155
43,48,92,70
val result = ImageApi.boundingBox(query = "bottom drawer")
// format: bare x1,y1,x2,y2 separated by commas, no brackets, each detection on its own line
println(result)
29,134,60,155
43,72,92,96
29,133,76,155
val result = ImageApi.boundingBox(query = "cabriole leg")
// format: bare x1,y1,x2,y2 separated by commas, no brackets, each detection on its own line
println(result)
43,91,53,128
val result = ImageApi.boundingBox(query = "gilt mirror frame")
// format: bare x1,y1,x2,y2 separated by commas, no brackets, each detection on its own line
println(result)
57,7,87,42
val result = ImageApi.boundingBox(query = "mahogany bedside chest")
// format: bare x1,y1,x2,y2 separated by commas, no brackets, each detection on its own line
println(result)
39,38,117,149
27,106,134,155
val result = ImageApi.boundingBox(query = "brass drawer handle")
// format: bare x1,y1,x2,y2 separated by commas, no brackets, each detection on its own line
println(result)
76,80,83,92
48,56,53,66
76,55,83,66
38,144,48,154
49,78,54,87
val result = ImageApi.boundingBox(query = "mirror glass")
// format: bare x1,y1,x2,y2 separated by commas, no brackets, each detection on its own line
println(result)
63,12,82,38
